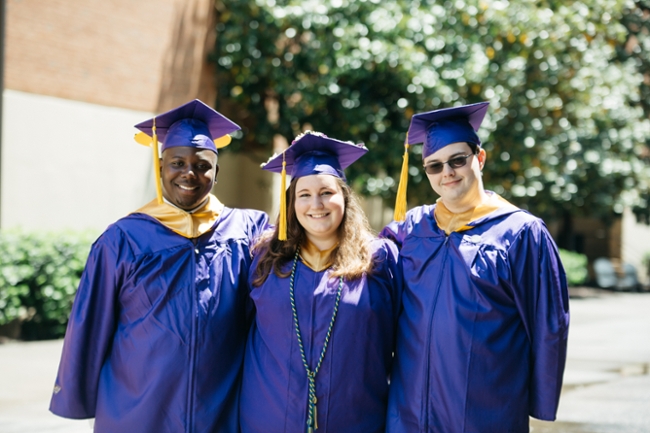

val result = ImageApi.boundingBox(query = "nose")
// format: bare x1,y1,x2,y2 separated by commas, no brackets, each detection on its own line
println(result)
311,195,324,208
181,165,197,177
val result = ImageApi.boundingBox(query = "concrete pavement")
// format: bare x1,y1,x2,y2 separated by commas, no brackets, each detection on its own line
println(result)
531,289,650,433
1,289,649,432
0,339,90,432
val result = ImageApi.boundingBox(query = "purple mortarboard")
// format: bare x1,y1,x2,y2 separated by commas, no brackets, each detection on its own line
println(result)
134,99,240,153
261,130,368,240
132,99,240,204
407,101,489,159
261,131,368,181
393,101,490,222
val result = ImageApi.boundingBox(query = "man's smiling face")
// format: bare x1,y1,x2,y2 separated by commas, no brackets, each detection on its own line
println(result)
160,146,219,210
423,141,486,213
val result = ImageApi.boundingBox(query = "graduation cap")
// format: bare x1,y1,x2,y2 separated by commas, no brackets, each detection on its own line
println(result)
394,101,489,221
132,99,241,204
261,130,368,240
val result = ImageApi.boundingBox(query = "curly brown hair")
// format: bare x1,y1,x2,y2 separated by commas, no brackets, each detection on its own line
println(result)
252,176,375,287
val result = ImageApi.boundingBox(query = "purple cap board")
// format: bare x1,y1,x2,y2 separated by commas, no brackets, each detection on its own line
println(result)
134,99,240,154
261,131,368,181
406,101,490,159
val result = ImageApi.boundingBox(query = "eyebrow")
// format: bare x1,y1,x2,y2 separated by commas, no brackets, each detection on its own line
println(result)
296,186,335,194
169,155,213,163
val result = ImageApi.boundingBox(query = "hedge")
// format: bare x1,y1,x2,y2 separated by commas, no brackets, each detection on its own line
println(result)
0,229,96,340
558,248,588,287
0,230,591,340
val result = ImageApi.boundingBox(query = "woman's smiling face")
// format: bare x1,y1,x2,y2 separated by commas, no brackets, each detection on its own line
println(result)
294,174,345,248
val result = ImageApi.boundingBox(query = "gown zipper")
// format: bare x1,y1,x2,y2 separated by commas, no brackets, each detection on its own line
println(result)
187,238,199,432
422,234,449,432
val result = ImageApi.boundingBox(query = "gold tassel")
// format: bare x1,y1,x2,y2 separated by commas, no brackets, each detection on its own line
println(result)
151,118,164,204
278,153,288,241
393,141,410,221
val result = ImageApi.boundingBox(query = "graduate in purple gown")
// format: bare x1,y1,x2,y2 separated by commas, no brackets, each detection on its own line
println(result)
382,102,570,432
49,100,269,433
239,131,402,433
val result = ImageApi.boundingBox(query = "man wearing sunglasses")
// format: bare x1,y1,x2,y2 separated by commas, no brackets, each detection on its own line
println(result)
381,101,569,432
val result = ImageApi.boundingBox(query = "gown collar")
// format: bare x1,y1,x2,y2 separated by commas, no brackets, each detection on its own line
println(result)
434,192,515,235
299,239,338,272
134,194,224,239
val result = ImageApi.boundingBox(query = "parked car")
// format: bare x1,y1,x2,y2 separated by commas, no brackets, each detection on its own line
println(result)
593,257,641,291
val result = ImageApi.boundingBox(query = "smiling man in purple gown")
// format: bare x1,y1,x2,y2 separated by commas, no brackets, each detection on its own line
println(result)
382,101,570,433
49,100,269,433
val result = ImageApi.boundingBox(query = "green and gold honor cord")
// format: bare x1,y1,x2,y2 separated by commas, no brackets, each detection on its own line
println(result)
289,247,343,433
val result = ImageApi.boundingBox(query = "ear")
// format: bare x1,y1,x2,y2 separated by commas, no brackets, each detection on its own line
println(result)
213,165,220,182
477,148,487,170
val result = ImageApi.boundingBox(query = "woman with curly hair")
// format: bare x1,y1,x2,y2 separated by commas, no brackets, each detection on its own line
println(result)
239,131,402,433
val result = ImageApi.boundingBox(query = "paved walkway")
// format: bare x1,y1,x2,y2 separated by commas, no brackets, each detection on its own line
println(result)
0,339,90,432
1,290,649,432
531,289,650,433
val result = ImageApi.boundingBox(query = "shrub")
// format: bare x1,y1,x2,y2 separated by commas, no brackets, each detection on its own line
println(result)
558,248,588,286
643,251,650,269
643,251,650,280
0,229,96,340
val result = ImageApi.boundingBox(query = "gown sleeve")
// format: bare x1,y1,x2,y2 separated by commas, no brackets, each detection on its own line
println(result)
240,211,269,328
379,218,410,249
49,227,132,419
247,210,271,246
378,238,404,326
507,219,570,421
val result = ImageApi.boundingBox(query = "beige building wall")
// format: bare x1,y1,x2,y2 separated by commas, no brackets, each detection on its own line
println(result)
621,208,650,285
213,151,274,213
2,0,273,232
1,90,152,231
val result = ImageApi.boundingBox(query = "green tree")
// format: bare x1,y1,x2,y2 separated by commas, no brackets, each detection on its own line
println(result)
213,0,650,240
619,1,650,225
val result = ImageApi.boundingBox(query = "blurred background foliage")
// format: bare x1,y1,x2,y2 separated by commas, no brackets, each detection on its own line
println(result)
0,230,95,340
558,248,589,286
212,0,650,247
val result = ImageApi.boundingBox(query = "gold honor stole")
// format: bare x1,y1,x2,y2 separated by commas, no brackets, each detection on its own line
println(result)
134,194,224,239
299,239,338,272
434,193,515,235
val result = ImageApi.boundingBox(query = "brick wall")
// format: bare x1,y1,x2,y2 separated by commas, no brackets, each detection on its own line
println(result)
5,0,216,112
3,0,274,228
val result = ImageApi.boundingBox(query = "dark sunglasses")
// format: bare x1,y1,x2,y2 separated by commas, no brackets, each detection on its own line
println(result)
423,153,475,175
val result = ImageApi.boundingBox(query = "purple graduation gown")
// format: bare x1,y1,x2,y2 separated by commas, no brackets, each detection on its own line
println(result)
239,239,402,433
49,207,269,433
381,203,569,433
